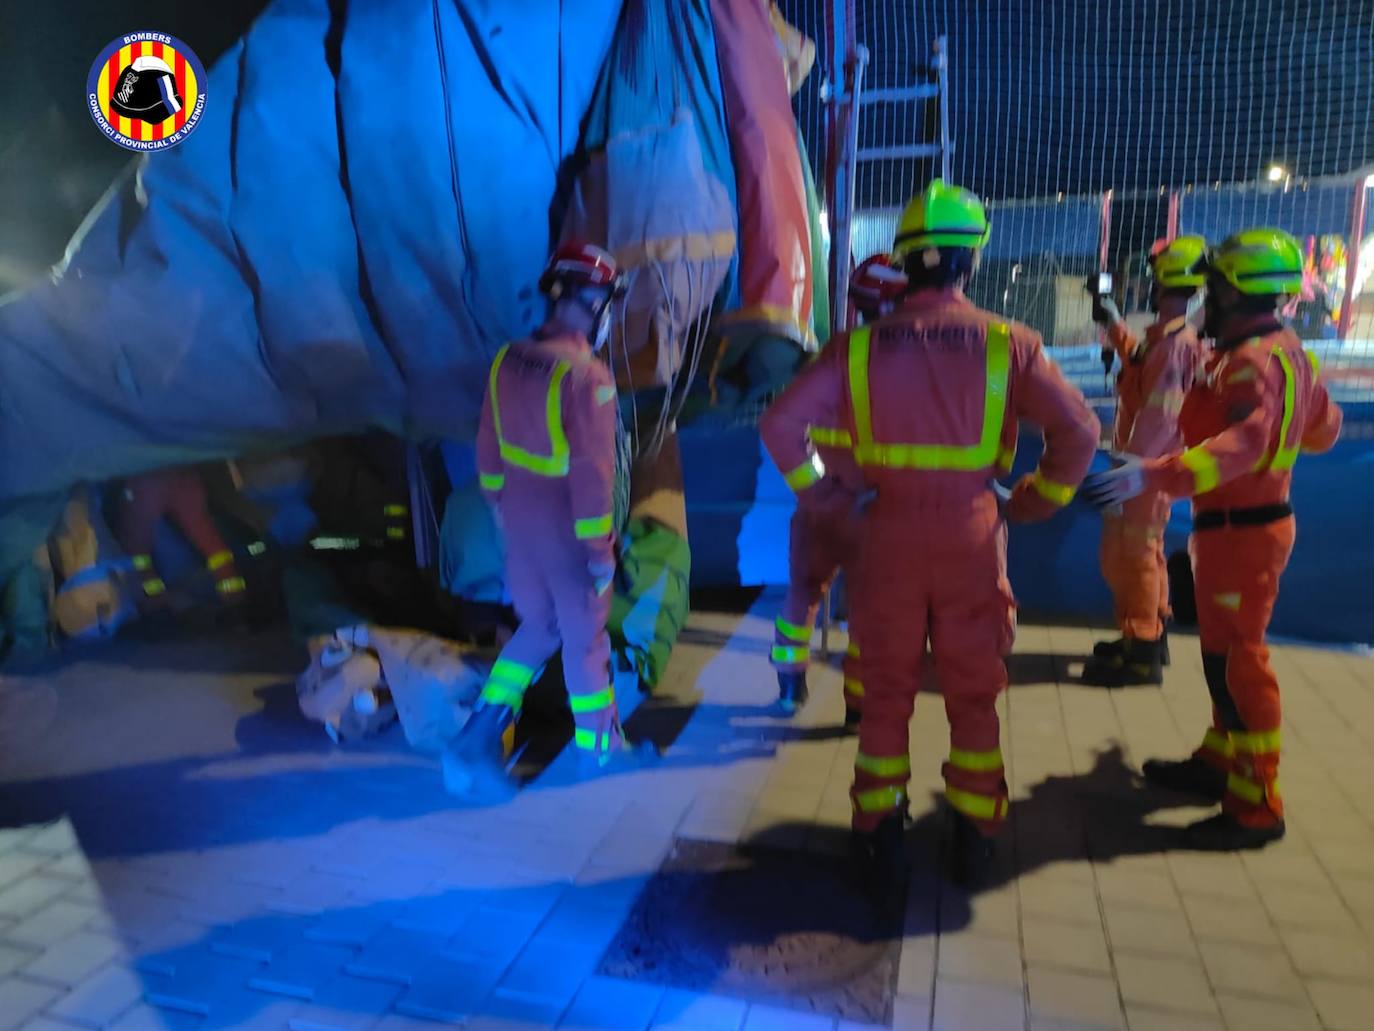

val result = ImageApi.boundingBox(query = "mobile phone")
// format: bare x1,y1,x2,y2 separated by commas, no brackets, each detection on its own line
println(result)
1096,272,1113,295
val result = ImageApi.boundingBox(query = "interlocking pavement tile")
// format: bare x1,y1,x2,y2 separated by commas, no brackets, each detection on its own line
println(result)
1018,879,1101,927
557,975,666,1031
0,977,61,1028
1178,895,1281,947
21,1017,90,1031
0,878,77,921
142,951,263,1016
210,915,305,963
342,927,447,986
392,955,505,1024
650,988,748,1030
1308,979,1374,1031
105,1003,204,1031
1101,906,1196,959
23,932,126,988
47,963,144,1028
440,903,547,967
1111,954,1215,1016
386,893,478,939
1021,915,1110,975
1282,928,1374,981
1025,966,1124,1030
1260,884,1361,933
1122,1008,1223,1031
887,995,930,1031
493,939,596,1009
1092,869,1181,915
301,905,395,950
1164,854,1254,902
1214,993,1320,1031
896,937,936,997
740,1004,834,1031
931,979,1025,1031
935,932,1023,988
248,943,355,1000
466,993,565,1031
285,974,400,1031
0,944,41,978
1195,940,1306,1003
944,884,1021,938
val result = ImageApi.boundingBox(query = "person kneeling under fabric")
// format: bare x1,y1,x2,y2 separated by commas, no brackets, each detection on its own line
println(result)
1082,237,1206,686
443,241,655,801
770,254,907,726
1083,228,1343,851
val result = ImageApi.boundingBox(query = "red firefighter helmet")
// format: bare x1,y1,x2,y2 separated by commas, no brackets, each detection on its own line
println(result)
850,253,909,317
539,241,623,299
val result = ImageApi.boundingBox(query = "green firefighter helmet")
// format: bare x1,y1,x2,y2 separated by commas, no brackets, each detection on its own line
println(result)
892,179,991,261
1206,228,1304,296
1149,235,1207,289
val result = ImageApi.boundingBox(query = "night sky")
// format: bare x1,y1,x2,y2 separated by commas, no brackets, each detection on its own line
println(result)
3,1,1371,289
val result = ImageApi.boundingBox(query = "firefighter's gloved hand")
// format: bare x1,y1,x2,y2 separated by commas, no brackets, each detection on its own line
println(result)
1091,295,1122,327
799,478,857,522
588,558,616,597
1082,453,1147,510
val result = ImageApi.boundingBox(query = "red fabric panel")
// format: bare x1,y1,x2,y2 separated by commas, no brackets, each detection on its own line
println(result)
709,0,812,340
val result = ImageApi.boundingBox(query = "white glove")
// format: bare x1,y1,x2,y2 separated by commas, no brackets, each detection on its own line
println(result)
1081,453,1146,510
987,478,1013,516
1100,296,1122,325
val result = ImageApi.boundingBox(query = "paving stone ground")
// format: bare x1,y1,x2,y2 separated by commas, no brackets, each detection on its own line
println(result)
1,596,1372,1031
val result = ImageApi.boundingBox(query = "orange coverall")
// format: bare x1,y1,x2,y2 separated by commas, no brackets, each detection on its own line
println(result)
115,468,246,604
476,331,624,755
1102,318,1202,640
771,384,868,712
761,288,1098,835
1144,318,1342,828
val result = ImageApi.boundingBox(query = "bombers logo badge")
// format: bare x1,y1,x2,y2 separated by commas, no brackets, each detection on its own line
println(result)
87,31,206,152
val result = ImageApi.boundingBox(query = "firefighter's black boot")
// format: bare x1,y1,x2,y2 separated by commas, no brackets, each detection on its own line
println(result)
1141,755,1227,802
577,731,661,779
1091,636,1125,660
777,670,809,715
947,809,997,888
1081,637,1164,687
442,703,517,802
851,812,909,917
1181,812,1285,851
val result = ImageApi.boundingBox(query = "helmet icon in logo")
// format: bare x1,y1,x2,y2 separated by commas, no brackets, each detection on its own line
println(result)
111,56,184,124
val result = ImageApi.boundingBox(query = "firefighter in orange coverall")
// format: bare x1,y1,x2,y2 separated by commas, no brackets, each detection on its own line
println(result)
1082,237,1206,686
1085,228,1343,850
115,467,247,608
772,255,908,724
761,181,1098,889
444,241,641,800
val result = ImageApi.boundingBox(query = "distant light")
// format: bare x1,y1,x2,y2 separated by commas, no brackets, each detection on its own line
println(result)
1266,164,1287,183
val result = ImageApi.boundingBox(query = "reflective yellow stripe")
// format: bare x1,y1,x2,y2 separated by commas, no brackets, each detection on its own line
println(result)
945,786,1008,822
1213,592,1242,612
848,324,1010,469
1225,772,1265,805
1180,446,1220,494
489,346,572,477
479,472,505,491
215,576,247,595
771,644,809,665
206,550,234,572
573,727,610,752
775,616,812,644
1231,728,1280,755
1201,728,1234,758
247,541,267,556
853,785,906,813
575,513,613,540
1268,350,1300,472
1306,349,1320,375
809,426,853,448
1029,471,1076,506
996,442,1017,474
570,686,615,714
481,683,526,710
141,578,167,597
132,555,153,571
386,527,407,540
784,453,825,491
846,640,860,659
855,751,911,777
843,676,864,698
489,658,537,688
948,746,1004,773
383,504,409,517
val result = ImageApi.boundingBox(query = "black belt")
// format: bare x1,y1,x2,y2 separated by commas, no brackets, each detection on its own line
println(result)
1194,503,1293,531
